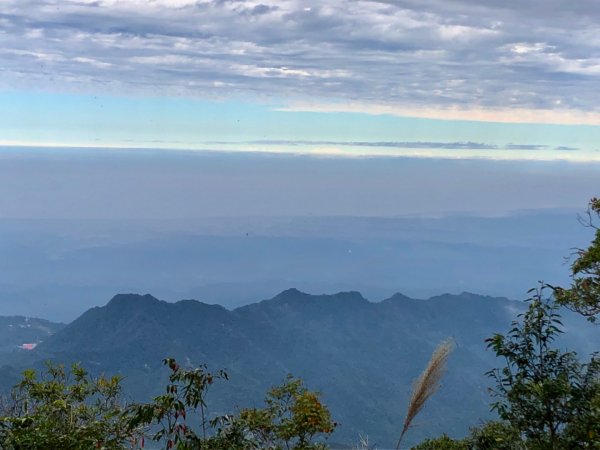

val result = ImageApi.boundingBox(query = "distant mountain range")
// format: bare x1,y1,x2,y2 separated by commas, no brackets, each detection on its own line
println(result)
1,212,591,321
2,289,556,447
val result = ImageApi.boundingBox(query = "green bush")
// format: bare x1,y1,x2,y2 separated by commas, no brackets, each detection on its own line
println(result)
238,374,335,450
0,363,138,449
0,359,335,450
466,421,524,449
410,434,468,449
486,286,600,448
554,197,600,322
127,359,335,450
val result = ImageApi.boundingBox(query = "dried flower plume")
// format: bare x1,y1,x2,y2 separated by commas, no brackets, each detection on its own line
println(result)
396,339,454,449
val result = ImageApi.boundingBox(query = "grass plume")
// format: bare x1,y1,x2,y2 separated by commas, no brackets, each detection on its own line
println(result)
396,339,454,449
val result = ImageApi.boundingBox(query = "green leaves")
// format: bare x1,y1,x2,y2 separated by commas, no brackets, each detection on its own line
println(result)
0,362,139,450
125,361,335,450
410,433,469,450
485,285,600,448
238,374,336,449
1,359,335,450
554,197,600,322
229,375,336,450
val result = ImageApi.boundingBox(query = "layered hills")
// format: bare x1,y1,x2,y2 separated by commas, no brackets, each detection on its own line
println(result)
4,289,535,448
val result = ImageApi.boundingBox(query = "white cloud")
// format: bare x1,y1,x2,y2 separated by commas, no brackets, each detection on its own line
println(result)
230,64,351,79
502,42,600,76
5,49,66,62
73,56,113,68
1,0,600,120
508,42,552,54
437,24,499,41
279,100,600,126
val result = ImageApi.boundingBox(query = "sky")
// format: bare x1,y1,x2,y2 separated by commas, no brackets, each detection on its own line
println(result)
1,0,600,161
1,1,600,319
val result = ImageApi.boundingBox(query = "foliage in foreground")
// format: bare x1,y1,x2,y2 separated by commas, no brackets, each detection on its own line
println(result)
129,359,336,450
410,421,525,449
486,286,600,449
0,359,335,450
554,197,600,322
412,289,600,450
0,363,136,449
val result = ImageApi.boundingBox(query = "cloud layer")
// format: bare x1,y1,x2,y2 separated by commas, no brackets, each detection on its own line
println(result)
2,0,600,120
214,139,574,151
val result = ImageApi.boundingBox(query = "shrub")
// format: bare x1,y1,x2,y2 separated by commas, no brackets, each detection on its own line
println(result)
0,363,138,449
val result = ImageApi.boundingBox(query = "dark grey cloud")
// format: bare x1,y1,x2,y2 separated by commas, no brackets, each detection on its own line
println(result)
503,144,548,150
1,0,600,114
211,140,573,151
207,139,497,149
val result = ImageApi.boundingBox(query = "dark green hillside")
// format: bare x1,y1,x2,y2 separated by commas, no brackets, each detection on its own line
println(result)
22,290,531,448
233,289,521,446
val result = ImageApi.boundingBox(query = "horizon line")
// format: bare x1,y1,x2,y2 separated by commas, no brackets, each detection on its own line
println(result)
2,143,600,164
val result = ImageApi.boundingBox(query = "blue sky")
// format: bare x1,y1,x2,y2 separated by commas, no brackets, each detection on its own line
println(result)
2,91,600,161
1,0,600,161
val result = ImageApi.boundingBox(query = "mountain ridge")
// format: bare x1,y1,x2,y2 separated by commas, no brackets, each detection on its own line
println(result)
5,289,532,447
13,289,588,447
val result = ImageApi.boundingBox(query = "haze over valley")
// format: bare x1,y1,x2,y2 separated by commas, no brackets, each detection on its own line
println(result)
1,148,597,321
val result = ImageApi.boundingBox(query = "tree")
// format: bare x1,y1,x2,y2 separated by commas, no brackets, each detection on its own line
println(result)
554,197,600,322
410,434,468,450
411,198,600,450
486,285,600,449
0,362,139,449
465,421,524,450
237,374,336,450
0,358,336,450
561,356,600,448
127,360,336,450
126,358,236,450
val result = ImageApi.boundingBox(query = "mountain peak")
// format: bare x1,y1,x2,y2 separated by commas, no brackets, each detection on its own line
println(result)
264,289,370,312
271,288,368,304
273,288,308,299
106,293,161,309
382,292,415,303
331,290,367,302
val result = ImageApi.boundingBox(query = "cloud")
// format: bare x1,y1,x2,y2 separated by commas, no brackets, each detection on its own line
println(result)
216,139,505,150
503,144,548,150
210,139,583,152
278,101,600,125
1,0,600,122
